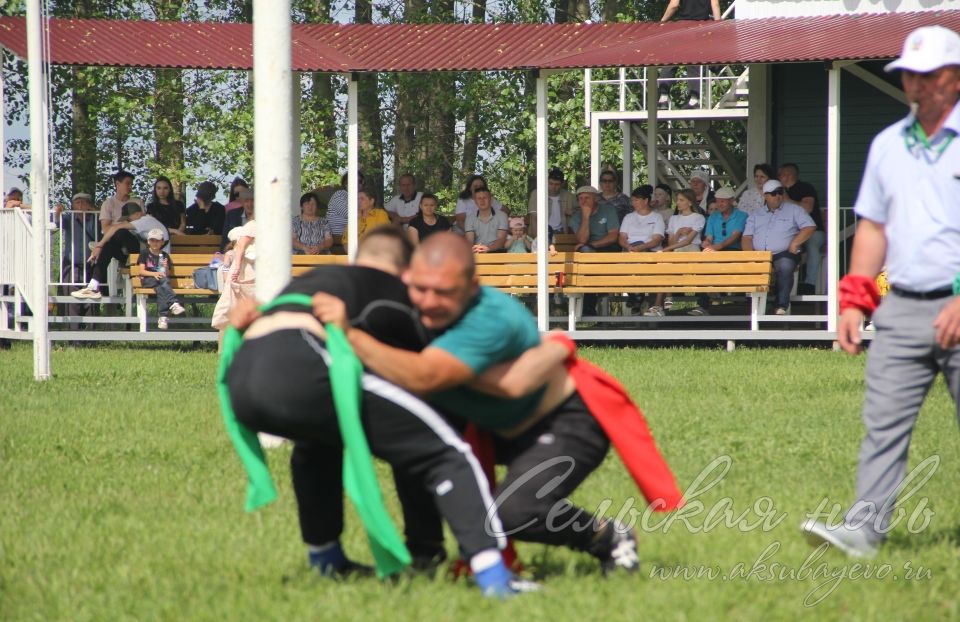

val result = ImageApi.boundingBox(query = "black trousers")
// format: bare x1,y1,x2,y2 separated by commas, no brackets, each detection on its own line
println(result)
93,229,141,285
399,391,611,553
226,328,502,558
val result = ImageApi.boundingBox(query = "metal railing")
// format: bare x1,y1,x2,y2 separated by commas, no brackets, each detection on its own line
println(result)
584,65,749,123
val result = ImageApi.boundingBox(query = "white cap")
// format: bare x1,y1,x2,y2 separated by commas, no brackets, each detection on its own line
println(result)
885,26,960,73
575,185,601,195
715,186,736,200
762,180,783,194
689,170,709,184
147,228,166,241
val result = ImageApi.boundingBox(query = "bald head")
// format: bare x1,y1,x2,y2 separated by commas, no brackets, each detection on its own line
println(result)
405,232,479,330
414,231,476,280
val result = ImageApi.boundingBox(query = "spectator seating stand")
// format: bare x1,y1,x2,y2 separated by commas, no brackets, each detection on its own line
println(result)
128,253,348,331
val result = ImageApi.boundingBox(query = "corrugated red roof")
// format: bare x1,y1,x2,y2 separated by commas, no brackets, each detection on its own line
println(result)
0,13,958,72
0,17,354,71
542,11,960,69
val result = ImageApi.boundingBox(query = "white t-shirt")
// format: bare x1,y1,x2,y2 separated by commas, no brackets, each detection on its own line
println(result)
384,192,423,221
667,212,706,247
455,196,504,217
131,214,170,252
620,211,665,248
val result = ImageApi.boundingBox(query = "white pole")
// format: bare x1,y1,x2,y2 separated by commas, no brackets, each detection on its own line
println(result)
826,66,841,334
646,67,659,186
253,0,293,302
535,72,549,332
347,74,359,262
26,0,50,380
290,72,302,220
590,116,601,187
1,50,5,192
621,121,632,192
584,68,592,128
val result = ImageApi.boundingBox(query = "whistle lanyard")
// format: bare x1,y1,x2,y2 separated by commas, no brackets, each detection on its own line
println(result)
904,120,956,165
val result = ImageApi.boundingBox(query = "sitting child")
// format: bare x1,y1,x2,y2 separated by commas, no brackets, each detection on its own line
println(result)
506,217,534,253
138,228,185,329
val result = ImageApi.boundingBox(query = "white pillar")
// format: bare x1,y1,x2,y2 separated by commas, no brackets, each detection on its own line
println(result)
583,69,592,128
646,67,659,186
290,72,302,220
27,0,50,380
826,66,841,334
535,72,549,331
621,121,632,193
347,74,359,262
746,64,770,175
1,50,5,191
253,0,293,302
590,116,601,187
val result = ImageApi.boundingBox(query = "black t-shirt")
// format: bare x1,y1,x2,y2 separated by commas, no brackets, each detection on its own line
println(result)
409,213,451,242
137,249,174,274
147,200,186,231
677,0,713,20
268,265,429,352
185,201,226,235
786,180,824,231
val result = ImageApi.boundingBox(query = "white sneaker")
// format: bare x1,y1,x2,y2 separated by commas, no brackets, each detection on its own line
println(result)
663,296,674,310
644,305,664,317
157,316,169,330
800,519,879,559
687,306,708,316
169,302,185,316
657,93,670,108
70,287,101,300
775,307,788,316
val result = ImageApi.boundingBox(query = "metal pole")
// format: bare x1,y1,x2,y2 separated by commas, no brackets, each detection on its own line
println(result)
347,74,359,262
646,67,659,186
826,66,841,334
27,0,50,380
253,0,293,302
535,72,549,332
590,116,601,187
621,121,632,192
290,72,302,220
1,49,5,192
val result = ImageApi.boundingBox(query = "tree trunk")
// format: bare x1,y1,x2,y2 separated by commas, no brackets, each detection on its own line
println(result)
69,0,98,196
355,0,384,201
460,0,486,180
152,1,186,198
307,0,336,145
603,0,620,22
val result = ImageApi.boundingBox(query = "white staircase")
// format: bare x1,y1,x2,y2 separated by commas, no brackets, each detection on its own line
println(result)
585,65,751,191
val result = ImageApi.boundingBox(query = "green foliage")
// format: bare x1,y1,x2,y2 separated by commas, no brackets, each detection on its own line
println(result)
1,343,959,620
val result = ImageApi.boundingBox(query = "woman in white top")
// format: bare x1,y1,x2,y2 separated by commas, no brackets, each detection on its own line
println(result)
646,189,705,317
738,163,774,215
454,174,503,233
619,186,665,252
211,217,256,334
663,189,705,252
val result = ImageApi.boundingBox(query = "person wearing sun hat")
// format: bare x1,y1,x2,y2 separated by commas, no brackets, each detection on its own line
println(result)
801,26,960,558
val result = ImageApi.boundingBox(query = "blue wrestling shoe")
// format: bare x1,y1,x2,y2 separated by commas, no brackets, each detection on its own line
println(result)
474,559,541,598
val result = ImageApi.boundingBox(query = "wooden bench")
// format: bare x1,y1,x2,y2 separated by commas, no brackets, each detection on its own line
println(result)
169,234,221,255
563,251,773,330
474,253,572,295
129,254,348,331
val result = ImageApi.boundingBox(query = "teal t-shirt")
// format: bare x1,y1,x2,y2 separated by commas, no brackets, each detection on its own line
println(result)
429,286,545,430
570,203,620,244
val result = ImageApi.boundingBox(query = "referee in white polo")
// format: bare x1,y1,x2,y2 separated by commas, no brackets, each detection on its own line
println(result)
802,25,960,557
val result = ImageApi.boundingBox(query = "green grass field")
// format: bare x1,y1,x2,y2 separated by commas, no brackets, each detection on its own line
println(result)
2,342,959,621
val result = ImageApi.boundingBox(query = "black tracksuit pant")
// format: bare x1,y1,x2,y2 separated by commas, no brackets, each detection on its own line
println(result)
226,328,503,558
93,229,141,285
397,391,611,553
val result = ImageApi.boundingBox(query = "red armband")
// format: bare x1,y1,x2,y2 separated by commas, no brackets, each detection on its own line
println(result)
839,274,881,315
547,332,577,361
